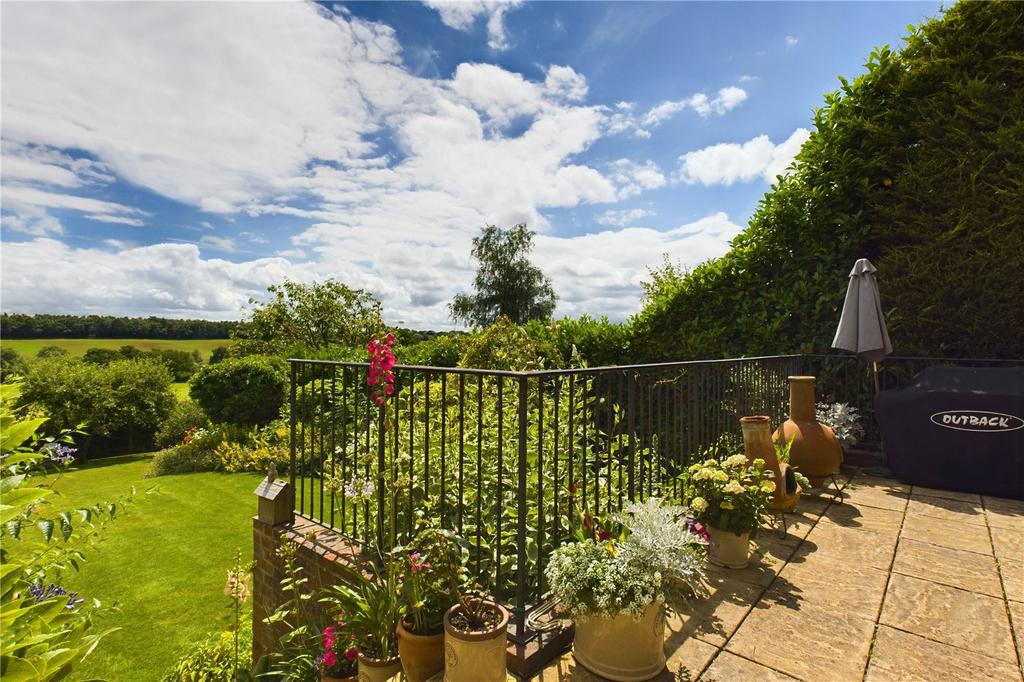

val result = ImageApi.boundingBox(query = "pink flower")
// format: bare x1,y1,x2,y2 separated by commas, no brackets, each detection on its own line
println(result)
322,625,336,650
323,650,338,667
345,647,358,662
384,385,394,396
386,332,395,345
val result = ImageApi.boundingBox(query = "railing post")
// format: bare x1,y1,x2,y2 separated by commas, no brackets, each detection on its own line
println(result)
516,374,528,634
377,404,386,552
289,361,296,495
627,369,636,501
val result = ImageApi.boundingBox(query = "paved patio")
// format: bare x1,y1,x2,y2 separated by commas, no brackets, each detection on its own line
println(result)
532,468,1024,681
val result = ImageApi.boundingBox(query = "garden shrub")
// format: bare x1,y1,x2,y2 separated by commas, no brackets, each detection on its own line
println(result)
402,334,466,368
214,420,289,474
630,1,1024,361
155,399,210,449
163,616,253,682
98,359,176,451
35,344,70,359
0,347,28,381
145,424,240,476
82,347,124,365
190,355,287,426
458,316,547,371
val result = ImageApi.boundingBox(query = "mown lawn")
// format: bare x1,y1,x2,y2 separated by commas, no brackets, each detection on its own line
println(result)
15,455,262,681
3,338,229,362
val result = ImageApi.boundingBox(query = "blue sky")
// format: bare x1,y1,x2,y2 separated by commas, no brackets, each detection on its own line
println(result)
1,1,941,328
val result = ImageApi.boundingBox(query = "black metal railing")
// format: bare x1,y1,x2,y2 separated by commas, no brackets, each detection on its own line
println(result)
287,352,1021,642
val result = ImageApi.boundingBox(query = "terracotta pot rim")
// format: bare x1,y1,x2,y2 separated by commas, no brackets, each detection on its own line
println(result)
740,415,771,425
357,651,400,667
787,375,816,383
443,599,509,641
396,618,445,640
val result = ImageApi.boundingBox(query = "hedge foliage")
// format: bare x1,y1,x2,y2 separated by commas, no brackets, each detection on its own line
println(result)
631,1,1024,361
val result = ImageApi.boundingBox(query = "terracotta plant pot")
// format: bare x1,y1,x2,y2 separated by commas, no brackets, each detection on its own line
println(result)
397,619,445,682
572,602,666,681
741,415,800,512
706,525,751,568
773,376,843,487
443,599,509,682
357,652,402,682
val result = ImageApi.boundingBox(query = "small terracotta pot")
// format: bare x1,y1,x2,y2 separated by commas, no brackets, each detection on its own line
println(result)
397,618,445,682
706,525,752,568
443,599,509,682
572,602,666,681
741,415,800,512
357,651,402,682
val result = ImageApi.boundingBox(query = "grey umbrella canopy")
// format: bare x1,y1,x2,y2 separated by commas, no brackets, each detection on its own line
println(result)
832,258,892,363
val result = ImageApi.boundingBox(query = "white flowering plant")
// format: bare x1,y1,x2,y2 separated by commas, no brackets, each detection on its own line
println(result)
684,455,774,536
816,402,865,448
545,498,706,619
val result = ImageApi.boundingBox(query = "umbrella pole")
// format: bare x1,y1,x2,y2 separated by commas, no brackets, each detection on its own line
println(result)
872,361,881,394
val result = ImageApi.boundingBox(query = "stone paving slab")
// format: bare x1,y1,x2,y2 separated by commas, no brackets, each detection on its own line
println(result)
892,536,1004,598
726,596,876,680
1000,557,1024,603
701,651,797,681
990,524,1024,563
880,573,1017,663
983,495,1024,532
900,512,994,555
907,495,987,525
864,624,1022,682
912,486,982,503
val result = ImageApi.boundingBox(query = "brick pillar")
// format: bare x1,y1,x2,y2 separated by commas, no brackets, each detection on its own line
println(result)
252,476,293,663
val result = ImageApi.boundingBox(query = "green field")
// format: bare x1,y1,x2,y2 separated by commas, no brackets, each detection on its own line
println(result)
2,338,229,362
11,455,262,680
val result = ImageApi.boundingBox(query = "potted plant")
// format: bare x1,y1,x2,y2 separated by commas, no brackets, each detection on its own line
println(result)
685,455,774,568
396,527,462,682
816,401,866,463
318,616,359,682
326,558,403,682
436,530,508,682
545,498,707,682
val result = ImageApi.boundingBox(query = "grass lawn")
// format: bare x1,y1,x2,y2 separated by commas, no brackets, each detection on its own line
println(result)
15,455,262,681
3,338,229,363
170,382,190,401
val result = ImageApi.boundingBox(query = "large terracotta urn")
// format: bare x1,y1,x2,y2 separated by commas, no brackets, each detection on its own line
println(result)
773,376,842,487
741,416,800,512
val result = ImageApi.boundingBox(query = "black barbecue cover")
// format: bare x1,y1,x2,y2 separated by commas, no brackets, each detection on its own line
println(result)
875,366,1024,499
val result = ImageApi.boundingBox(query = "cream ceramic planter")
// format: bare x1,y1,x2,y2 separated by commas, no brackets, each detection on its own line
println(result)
396,619,445,682
357,652,402,682
572,602,666,682
706,525,752,569
443,600,509,682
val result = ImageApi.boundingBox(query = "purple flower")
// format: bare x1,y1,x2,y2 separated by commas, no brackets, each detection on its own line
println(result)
44,443,77,465
29,583,84,610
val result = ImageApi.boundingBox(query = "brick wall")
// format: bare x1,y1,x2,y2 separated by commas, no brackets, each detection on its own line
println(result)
252,513,365,663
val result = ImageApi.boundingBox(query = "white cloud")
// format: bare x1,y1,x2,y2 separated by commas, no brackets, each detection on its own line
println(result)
2,185,145,219
84,214,146,227
544,65,588,101
673,128,810,186
786,35,799,47
199,235,237,252
615,86,748,137
423,0,524,50
608,159,666,199
1,213,64,237
1,239,311,319
595,208,655,227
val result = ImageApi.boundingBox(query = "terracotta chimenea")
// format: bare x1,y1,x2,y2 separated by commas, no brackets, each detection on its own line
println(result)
773,376,842,487
741,416,800,512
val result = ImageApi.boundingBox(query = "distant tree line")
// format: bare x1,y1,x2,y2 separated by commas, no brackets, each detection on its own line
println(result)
0,313,238,339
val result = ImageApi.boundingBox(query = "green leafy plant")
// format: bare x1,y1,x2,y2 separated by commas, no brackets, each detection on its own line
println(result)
324,556,402,660
684,455,775,535
816,401,865,448
398,526,461,635
1,414,130,680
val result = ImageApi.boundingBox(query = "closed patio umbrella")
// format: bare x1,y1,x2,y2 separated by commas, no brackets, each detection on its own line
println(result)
832,258,892,390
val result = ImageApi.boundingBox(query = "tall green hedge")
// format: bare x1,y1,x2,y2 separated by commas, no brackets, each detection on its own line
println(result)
631,1,1024,361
